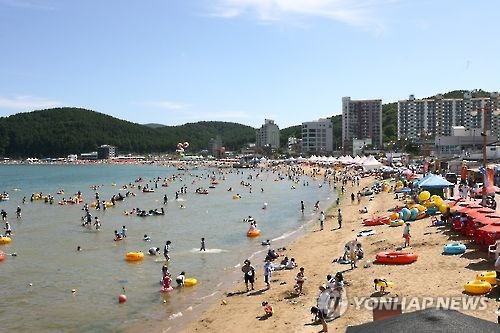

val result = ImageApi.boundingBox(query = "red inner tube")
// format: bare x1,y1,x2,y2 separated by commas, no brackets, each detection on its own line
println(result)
376,251,418,264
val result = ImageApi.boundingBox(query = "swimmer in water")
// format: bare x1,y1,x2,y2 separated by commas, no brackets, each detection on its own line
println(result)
148,247,160,255
176,271,185,286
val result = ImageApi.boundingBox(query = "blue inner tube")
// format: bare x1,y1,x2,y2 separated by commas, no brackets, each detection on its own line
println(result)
443,243,466,254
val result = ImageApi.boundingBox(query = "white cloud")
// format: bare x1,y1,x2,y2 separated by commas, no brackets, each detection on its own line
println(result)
0,95,62,112
209,0,393,30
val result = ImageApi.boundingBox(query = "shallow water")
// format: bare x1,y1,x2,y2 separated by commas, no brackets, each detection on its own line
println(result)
0,164,335,332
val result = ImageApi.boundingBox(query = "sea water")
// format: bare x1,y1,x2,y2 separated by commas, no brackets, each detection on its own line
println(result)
0,164,336,332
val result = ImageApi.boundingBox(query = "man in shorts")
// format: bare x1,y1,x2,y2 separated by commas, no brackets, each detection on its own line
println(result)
241,259,256,291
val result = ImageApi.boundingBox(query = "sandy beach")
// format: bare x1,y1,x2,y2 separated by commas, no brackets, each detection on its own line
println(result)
132,168,499,333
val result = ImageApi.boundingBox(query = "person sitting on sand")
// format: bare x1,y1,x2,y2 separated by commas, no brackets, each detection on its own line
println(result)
267,249,279,260
261,301,274,317
374,278,389,293
285,257,297,269
358,206,368,214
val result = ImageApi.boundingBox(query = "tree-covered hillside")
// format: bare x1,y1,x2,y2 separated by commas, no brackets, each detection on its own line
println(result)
0,108,256,158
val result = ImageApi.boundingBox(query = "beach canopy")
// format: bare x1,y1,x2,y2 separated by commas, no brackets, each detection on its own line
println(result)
345,308,499,333
414,174,454,189
362,155,382,171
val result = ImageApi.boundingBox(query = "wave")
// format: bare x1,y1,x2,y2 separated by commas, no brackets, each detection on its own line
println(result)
189,248,227,254
271,228,302,242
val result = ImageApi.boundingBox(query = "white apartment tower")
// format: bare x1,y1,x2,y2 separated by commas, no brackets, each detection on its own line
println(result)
256,119,280,149
301,118,333,154
342,97,383,153
398,92,500,139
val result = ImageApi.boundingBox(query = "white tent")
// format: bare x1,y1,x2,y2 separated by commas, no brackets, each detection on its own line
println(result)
362,155,382,171
327,156,337,163
358,155,367,165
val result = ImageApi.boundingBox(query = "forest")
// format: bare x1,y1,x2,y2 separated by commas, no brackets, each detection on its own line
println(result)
0,108,257,158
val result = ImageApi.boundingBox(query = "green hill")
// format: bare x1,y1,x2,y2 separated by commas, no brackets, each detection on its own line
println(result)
0,108,256,158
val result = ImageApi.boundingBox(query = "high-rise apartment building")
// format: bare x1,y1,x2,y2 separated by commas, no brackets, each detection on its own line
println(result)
398,92,500,139
342,97,383,153
256,119,280,149
301,118,333,154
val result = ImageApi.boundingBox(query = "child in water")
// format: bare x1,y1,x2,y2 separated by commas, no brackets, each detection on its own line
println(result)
176,271,185,286
163,274,172,289
200,237,206,251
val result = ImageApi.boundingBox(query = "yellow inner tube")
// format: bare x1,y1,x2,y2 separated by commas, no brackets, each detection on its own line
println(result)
184,278,197,287
376,281,395,288
390,220,404,227
0,237,12,244
476,272,497,286
464,280,491,294
125,252,144,261
247,229,261,237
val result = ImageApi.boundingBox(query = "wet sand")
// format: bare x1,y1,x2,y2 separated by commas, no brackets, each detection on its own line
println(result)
131,170,499,333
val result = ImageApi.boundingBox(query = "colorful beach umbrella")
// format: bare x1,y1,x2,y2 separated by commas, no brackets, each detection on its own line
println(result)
466,208,496,220
477,222,500,233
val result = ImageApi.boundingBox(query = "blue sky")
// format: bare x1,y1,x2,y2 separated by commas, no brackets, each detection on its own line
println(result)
0,0,499,128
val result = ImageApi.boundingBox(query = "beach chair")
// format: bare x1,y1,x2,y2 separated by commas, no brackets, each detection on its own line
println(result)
488,240,500,260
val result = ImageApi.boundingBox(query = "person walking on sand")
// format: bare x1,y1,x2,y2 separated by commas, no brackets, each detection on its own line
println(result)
241,259,256,291
294,267,306,295
403,222,411,247
200,237,206,251
319,211,325,230
263,258,273,289
337,209,342,229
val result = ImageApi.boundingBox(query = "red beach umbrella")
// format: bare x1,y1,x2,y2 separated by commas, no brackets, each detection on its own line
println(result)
467,208,496,220
474,215,500,225
455,205,483,214
478,222,500,233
